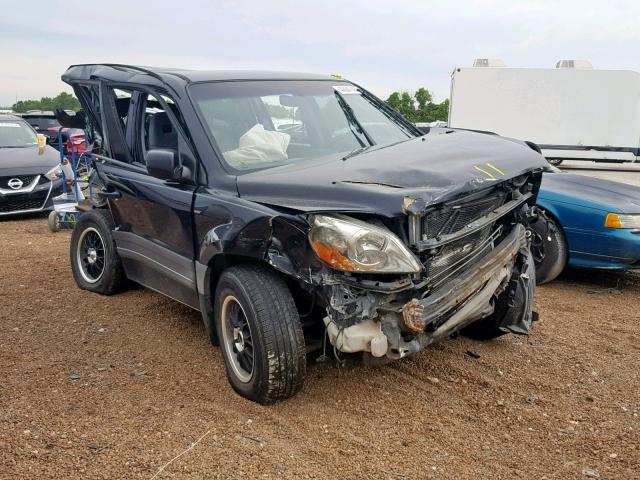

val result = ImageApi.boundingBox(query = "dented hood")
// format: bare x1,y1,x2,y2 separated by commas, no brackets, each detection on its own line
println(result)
237,130,547,216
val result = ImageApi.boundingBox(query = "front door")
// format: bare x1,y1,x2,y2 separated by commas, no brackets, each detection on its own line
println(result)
89,85,200,308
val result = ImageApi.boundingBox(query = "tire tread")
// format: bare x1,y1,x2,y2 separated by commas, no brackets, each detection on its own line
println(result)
70,209,126,295
216,264,306,404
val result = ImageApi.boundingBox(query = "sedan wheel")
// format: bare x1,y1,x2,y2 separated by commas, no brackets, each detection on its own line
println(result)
529,213,568,284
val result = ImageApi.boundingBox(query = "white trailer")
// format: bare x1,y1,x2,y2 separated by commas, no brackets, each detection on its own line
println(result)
448,60,640,164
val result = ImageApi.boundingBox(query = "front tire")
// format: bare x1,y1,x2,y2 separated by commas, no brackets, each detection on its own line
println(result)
214,265,306,404
70,209,127,294
529,213,568,284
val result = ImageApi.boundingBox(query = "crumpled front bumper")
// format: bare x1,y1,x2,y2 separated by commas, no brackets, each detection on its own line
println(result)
401,223,528,333
324,223,535,359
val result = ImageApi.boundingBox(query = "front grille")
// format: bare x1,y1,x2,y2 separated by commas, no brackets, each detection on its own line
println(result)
0,175,38,189
427,226,493,280
421,189,509,285
423,195,504,238
0,196,46,213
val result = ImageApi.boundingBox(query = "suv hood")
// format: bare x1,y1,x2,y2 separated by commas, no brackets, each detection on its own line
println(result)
0,145,60,177
237,130,547,217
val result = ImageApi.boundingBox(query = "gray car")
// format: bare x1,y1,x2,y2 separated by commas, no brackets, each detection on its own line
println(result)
0,114,64,216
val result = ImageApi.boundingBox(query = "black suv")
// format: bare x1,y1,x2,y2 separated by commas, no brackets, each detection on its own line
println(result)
63,64,546,404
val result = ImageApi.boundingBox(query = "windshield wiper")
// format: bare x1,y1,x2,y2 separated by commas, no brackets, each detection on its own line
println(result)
342,145,372,161
334,91,375,148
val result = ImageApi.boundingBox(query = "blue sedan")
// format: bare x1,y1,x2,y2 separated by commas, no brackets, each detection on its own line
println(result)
531,167,640,283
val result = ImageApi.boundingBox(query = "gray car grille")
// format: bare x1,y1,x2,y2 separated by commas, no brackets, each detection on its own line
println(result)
0,175,38,189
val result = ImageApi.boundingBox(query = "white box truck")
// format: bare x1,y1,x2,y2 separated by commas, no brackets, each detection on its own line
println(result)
448,60,640,165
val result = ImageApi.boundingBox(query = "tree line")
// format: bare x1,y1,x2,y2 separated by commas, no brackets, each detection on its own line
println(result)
386,88,449,123
11,92,80,113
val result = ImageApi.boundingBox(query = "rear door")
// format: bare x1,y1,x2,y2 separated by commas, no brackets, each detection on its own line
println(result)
88,84,201,309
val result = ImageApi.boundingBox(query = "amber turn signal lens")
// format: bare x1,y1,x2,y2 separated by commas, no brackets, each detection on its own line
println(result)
310,240,356,271
604,213,622,229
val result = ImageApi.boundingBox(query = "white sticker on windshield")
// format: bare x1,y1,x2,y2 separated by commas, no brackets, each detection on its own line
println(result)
0,123,21,128
333,85,361,95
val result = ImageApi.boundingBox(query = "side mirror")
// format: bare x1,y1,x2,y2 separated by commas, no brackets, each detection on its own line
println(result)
146,149,177,180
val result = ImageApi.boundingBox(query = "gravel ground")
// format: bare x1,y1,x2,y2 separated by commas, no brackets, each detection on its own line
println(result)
1,216,639,479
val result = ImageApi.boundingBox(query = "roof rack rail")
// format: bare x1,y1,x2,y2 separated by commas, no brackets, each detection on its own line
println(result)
102,64,165,82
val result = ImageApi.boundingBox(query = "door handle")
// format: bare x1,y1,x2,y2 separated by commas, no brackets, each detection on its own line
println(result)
98,190,122,199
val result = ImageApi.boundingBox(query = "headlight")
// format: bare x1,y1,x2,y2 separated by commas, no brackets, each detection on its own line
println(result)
309,214,422,273
604,213,640,229
44,164,63,181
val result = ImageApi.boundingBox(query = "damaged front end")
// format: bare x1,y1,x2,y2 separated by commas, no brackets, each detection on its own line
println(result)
311,173,540,361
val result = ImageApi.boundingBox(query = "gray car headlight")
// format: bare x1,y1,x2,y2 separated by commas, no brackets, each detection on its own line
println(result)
44,164,63,181
309,214,422,273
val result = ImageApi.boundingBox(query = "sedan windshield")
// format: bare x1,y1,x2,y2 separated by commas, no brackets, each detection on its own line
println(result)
189,80,418,171
0,121,38,148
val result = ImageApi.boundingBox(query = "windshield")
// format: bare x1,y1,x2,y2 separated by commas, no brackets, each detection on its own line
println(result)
0,121,38,148
189,80,418,171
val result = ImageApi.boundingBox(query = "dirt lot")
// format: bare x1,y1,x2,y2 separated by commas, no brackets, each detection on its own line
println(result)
1,217,639,479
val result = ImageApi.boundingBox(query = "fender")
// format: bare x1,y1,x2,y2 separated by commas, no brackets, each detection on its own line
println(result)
193,196,321,342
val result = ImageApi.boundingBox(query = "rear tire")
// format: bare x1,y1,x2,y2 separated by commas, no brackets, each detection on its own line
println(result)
70,209,127,294
214,264,306,404
529,213,567,284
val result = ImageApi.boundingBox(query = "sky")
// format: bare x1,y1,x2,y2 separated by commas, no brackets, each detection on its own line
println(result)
1,0,639,107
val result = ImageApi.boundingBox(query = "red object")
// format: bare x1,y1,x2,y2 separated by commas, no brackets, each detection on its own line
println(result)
65,131,87,155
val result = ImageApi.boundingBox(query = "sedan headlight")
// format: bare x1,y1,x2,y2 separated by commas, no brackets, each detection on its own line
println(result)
309,214,422,273
44,164,63,181
605,213,640,229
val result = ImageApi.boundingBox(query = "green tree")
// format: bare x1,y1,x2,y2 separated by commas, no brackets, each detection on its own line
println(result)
414,87,432,110
386,92,402,112
12,92,80,113
385,88,449,123
399,92,415,121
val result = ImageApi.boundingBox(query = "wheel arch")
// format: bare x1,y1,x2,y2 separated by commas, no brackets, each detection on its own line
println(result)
197,253,297,345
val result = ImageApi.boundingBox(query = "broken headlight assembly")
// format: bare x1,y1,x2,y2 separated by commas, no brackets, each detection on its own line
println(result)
604,213,640,229
44,164,63,181
308,214,422,274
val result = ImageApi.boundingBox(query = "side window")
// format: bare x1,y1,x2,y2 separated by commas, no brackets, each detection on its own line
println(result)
101,86,134,163
136,93,180,165
113,89,133,127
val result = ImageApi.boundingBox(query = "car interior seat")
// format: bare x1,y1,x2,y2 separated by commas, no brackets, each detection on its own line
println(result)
148,112,178,153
